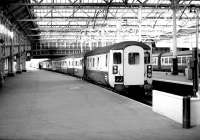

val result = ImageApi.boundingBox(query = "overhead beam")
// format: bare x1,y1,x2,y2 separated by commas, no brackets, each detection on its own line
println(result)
34,24,173,27
19,16,138,19
11,2,200,8
24,0,38,28
17,15,198,22
3,5,32,41
5,6,25,17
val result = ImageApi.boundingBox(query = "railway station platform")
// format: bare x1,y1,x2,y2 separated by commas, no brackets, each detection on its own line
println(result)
152,71,194,85
0,69,200,140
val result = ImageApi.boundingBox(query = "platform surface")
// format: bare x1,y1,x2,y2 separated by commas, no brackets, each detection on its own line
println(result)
152,71,193,85
0,69,200,140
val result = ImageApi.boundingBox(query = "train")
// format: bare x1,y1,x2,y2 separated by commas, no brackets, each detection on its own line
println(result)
152,50,200,73
39,41,153,95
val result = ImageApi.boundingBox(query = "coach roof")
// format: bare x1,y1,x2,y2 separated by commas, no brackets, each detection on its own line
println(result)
161,50,193,57
85,41,151,56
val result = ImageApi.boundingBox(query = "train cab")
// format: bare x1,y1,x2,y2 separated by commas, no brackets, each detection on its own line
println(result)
108,43,152,93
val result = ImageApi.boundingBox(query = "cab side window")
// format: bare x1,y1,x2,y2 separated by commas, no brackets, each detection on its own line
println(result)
144,52,150,64
113,53,121,64
129,53,139,65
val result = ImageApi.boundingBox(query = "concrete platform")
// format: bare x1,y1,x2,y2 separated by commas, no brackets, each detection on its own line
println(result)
0,70,200,140
152,71,193,85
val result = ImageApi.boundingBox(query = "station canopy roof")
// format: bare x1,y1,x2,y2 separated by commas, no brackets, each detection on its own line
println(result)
2,0,200,44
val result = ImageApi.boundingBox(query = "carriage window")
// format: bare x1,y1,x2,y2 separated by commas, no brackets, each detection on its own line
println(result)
155,58,157,64
80,60,82,66
182,57,186,64
87,58,89,67
154,58,158,64
113,53,121,64
89,58,91,67
144,52,150,64
169,58,172,64
93,58,95,67
165,58,168,64
186,57,191,64
129,53,139,65
105,54,108,67
97,57,99,67
161,58,164,64
152,58,155,64
178,57,181,64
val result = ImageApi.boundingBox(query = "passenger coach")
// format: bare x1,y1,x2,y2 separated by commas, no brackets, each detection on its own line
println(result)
152,50,200,73
83,41,152,92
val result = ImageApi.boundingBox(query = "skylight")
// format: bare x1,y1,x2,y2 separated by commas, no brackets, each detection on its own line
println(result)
29,0,200,46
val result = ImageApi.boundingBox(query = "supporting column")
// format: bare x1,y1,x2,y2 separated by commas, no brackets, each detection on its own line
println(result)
101,29,106,47
1,58,5,78
16,45,22,74
192,48,199,97
89,40,92,51
193,8,199,97
0,59,5,87
8,56,15,76
22,52,26,72
138,6,142,42
80,41,83,54
172,0,178,75
116,18,122,42
0,40,5,87
16,54,22,73
8,39,15,76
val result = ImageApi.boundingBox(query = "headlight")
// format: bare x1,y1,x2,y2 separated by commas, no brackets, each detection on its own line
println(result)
113,65,118,74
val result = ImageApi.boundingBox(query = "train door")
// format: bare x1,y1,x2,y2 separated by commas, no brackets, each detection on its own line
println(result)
108,50,123,88
123,46,144,85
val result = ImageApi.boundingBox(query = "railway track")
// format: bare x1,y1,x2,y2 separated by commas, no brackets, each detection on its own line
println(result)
122,92,152,106
152,80,193,96
88,79,194,107
85,79,153,106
